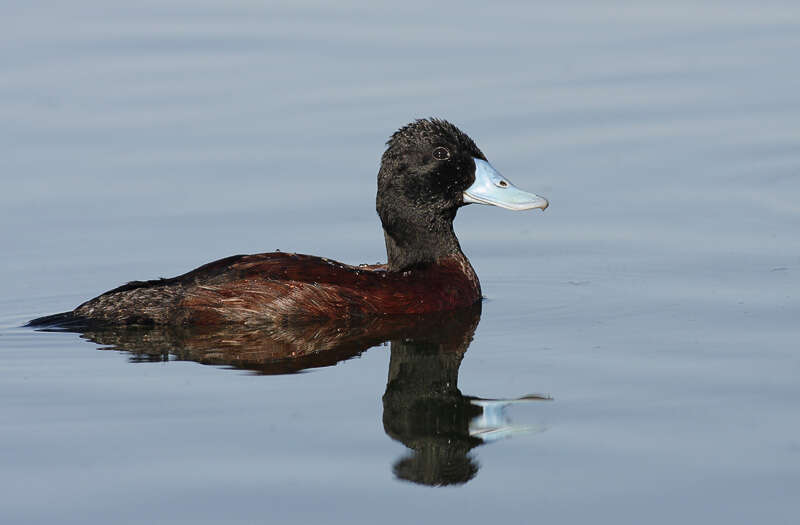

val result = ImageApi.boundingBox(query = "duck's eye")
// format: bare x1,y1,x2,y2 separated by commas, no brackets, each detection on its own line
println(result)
432,146,450,161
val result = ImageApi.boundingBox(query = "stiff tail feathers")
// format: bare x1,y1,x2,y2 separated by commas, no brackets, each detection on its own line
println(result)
26,311,83,329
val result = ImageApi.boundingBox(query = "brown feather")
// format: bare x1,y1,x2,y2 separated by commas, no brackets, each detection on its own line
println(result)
72,252,481,325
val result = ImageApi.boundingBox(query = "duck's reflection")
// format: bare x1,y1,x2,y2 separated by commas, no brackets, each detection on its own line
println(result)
46,304,549,486
381,309,549,485
383,330,484,485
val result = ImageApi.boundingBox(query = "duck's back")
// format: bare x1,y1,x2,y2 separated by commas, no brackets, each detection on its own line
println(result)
32,252,481,326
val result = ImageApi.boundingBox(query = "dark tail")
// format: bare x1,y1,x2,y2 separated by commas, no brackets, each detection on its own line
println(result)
26,311,84,329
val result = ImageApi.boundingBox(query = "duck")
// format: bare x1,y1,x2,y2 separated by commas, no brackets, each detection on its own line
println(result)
28,119,548,327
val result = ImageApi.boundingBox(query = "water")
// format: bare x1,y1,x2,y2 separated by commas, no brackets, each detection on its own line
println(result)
2,1,799,523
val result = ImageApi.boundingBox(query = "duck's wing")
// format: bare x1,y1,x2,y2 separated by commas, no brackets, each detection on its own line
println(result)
62,252,368,325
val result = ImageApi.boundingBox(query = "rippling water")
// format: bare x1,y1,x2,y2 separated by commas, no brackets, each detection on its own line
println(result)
2,2,799,524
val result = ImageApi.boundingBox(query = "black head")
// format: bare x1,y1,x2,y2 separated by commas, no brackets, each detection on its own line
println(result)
378,119,487,213
376,118,548,272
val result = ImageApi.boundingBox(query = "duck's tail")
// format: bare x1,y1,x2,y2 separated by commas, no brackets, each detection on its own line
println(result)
26,311,82,329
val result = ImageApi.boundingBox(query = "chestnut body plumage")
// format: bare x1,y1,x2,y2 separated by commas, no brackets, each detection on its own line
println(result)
28,119,547,327
61,252,480,325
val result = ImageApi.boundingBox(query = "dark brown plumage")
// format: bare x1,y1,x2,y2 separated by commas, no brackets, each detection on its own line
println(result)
57,252,479,325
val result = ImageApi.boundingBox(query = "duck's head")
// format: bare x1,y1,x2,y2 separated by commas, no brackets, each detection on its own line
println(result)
377,118,548,271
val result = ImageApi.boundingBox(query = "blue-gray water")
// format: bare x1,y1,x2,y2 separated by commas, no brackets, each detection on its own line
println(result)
2,1,799,523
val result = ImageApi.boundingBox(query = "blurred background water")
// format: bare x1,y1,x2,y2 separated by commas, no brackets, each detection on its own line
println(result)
1,1,799,523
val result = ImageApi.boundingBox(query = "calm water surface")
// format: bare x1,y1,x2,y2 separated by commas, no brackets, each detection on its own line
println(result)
2,2,799,524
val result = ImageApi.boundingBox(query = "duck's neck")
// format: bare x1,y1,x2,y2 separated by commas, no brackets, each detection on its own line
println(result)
382,214,464,272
